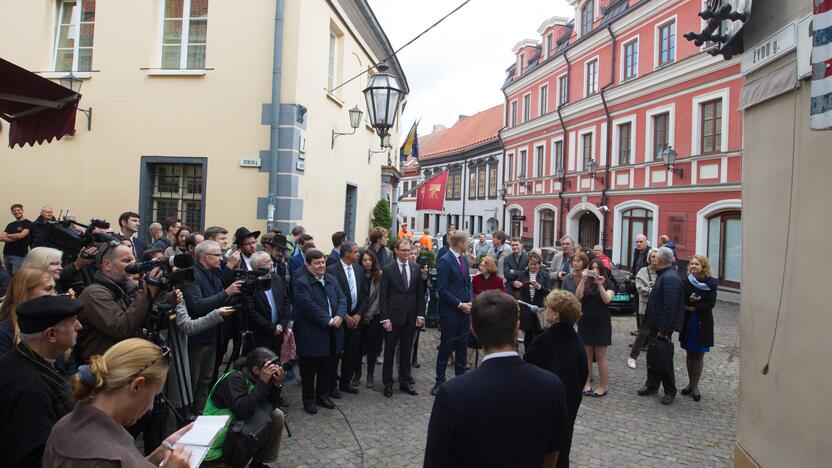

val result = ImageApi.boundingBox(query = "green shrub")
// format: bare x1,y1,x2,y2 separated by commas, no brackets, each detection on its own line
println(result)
371,199,392,230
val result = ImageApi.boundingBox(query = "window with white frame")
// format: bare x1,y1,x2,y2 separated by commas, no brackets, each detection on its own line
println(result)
700,99,722,153
553,140,564,175
653,112,670,158
507,153,515,180
581,0,594,36
535,145,545,177
558,74,569,106
657,20,676,67
518,54,525,75
582,133,593,168
519,149,528,178
546,33,553,58
523,93,531,122
53,0,96,72
618,122,632,165
539,84,549,116
585,59,599,96
623,39,638,81
328,31,338,91
510,101,518,127
161,0,208,69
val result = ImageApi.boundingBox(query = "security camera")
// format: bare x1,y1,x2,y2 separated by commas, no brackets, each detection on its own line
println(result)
599,205,610,213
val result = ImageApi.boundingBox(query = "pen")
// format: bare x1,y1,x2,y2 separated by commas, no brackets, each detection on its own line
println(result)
162,441,176,451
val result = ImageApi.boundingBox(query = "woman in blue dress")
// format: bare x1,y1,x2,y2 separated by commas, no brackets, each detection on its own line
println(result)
680,255,718,402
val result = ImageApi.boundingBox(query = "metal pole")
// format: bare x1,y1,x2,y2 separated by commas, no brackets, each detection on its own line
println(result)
267,0,285,231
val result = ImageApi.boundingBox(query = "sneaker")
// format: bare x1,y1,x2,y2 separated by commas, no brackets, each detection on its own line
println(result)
627,357,637,369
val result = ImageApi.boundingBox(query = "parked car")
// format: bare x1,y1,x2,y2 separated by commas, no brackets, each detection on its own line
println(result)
609,268,637,314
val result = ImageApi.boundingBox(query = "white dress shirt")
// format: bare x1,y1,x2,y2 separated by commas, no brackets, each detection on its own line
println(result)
481,351,520,362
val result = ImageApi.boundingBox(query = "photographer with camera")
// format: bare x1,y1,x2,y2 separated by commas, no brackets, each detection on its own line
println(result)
56,219,118,294
202,347,286,467
183,240,243,412
76,242,158,363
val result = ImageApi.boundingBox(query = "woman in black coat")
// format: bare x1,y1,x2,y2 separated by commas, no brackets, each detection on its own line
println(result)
525,289,588,468
511,252,550,348
680,255,718,402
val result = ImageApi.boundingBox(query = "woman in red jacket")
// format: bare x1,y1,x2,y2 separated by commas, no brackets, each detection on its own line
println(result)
467,256,506,368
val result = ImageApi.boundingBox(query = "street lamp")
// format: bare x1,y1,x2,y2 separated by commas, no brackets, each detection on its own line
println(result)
363,63,405,146
586,159,604,184
367,133,392,164
331,105,364,149
59,73,92,131
660,146,684,178
556,164,572,188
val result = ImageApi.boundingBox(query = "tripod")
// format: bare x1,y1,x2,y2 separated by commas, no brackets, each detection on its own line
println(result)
224,293,256,374
161,304,194,425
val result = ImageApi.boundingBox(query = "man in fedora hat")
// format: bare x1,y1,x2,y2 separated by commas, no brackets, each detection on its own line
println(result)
0,295,83,467
227,227,261,272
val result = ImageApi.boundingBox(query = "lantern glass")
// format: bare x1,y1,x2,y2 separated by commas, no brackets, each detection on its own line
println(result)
661,146,677,166
587,159,598,176
348,106,363,129
381,133,391,148
556,165,565,179
363,64,404,133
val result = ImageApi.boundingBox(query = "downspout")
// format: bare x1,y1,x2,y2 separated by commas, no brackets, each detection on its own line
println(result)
598,24,616,250
461,156,468,232
556,49,572,243
267,0,285,231
498,89,510,232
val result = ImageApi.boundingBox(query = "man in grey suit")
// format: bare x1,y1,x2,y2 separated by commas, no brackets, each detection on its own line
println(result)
489,230,513,279
548,235,576,289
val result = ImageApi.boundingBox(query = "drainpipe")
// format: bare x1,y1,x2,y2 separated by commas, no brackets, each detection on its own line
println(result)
498,89,510,231
556,49,572,243
267,0,285,231
598,24,616,250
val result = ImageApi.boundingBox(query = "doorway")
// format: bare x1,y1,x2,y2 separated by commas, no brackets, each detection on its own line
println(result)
578,211,600,248
708,211,741,287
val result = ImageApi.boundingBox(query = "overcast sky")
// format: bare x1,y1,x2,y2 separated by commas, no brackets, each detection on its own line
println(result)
368,0,575,136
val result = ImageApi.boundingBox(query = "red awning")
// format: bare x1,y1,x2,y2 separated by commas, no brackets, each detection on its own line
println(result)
0,57,80,148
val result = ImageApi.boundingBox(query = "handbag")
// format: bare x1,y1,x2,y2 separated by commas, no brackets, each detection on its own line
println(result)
646,337,674,375
221,399,275,467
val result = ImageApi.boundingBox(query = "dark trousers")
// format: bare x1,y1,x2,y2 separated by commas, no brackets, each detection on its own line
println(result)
364,316,383,377
298,355,335,401
645,330,677,396
411,327,421,364
338,319,363,387
382,323,415,386
435,314,470,384
630,319,651,359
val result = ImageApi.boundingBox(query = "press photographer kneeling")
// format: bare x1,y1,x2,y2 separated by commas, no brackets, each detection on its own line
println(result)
202,347,286,468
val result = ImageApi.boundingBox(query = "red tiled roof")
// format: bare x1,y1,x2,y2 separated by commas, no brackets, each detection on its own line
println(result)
419,104,504,159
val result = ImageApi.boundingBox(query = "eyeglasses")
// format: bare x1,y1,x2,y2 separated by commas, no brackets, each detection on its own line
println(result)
99,239,123,262
130,345,171,380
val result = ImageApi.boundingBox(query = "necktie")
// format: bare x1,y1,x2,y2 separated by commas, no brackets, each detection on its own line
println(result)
347,266,357,311
458,255,467,276
401,262,409,288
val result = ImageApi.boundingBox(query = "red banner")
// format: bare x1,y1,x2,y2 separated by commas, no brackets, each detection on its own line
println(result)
415,170,448,212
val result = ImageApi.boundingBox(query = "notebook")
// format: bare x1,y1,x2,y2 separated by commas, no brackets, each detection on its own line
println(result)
171,415,230,467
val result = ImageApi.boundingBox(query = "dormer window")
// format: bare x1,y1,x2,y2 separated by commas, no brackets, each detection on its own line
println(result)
581,0,594,36
545,33,553,58
518,54,525,75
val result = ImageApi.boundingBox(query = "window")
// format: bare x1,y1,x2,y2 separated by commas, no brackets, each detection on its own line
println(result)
53,0,95,72
478,166,487,198
708,211,742,287
161,0,209,69
653,113,670,159
507,153,515,180
488,164,498,198
510,101,518,127
558,75,569,106
620,208,654,268
585,59,599,96
553,140,564,175
510,209,522,238
618,122,632,165
546,33,553,58
148,162,204,229
700,99,723,153
519,150,528,179
623,39,638,80
535,145,545,177
518,54,525,74
328,32,338,91
523,94,531,122
468,171,477,199
539,84,549,116
582,133,593,168
447,171,462,200
658,20,676,67
581,0,594,35
539,209,556,247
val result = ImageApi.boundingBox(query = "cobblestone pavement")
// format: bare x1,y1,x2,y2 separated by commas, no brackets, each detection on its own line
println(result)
277,301,740,467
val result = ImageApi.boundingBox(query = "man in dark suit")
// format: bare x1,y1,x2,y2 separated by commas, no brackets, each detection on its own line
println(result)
326,231,347,267
118,211,146,260
431,230,473,396
379,238,425,397
327,241,366,395
292,249,347,414
504,236,529,291
247,251,291,351
424,290,568,467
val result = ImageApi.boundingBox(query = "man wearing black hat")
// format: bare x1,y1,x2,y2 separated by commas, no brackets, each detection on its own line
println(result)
226,227,260,273
0,295,83,468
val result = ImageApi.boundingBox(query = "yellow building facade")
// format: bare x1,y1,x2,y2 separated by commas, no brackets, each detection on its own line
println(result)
0,0,406,242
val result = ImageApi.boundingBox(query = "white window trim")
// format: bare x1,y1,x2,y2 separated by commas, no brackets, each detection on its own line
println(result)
577,0,599,37
52,0,91,73
619,35,640,82
533,142,546,178
522,92,532,122
533,204,559,249
695,199,742,256
518,148,529,178
556,72,569,107
584,56,600,98
506,151,516,181
568,131,577,171
611,115,637,166
577,127,596,172
507,204,525,236
691,88,730,155
545,33,554,59
538,83,549,116
550,136,565,175
645,104,676,162
653,15,678,70
612,200,659,265
158,0,209,70
510,100,519,127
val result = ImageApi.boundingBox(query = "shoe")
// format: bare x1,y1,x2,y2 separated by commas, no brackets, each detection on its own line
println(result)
591,390,608,398
352,376,361,386
627,358,637,369
660,394,675,405
400,383,418,396
630,330,639,336
582,388,594,397
692,392,701,402
303,401,317,414
408,376,415,385
383,384,393,397
412,362,421,368
637,387,658,396
681,387,691,395
339,384,359,394
315,397,335,409
366,374,374,388
430,383,442,396
329,388,342,399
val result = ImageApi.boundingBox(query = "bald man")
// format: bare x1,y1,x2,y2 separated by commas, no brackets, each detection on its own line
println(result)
631,234,650,274
29,206,55,248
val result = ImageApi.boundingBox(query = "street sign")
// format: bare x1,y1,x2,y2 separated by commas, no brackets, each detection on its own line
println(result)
239,158,261,168
511,215,526,221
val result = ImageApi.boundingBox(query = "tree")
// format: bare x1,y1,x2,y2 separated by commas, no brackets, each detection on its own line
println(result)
371,199,392,230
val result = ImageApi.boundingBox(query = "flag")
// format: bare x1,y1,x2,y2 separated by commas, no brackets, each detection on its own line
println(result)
811,0,832,130
415,170,449,212
400,120,420,161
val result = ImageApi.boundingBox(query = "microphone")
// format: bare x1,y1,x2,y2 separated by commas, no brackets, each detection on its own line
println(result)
125,253,194,274
517,300,540,314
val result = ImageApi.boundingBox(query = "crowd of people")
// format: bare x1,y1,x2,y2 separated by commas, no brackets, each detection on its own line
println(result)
0,202,720,467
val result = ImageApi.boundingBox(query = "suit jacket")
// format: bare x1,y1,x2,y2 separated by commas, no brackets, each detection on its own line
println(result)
435,250,473,318
249,274,292,350
326,261,366,317
326,249,341,267
128,236,147,260
515,270,551,308
424,355,568,467
504,251,529,284
292,269,347,357
379,260,425,327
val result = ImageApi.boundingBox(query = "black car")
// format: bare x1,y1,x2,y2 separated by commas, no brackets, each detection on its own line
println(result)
609,268,637,314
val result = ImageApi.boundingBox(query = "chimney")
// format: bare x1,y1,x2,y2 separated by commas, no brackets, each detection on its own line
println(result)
433,124,446,133
458,115,469,120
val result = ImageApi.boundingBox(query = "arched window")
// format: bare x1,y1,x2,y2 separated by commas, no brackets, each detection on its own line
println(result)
707,211,741,287
620,208,653,268
538,209,555,247
510,209,522,238
581,0,594,35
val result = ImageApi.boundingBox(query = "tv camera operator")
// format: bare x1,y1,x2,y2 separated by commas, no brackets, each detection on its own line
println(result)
45,217,118,294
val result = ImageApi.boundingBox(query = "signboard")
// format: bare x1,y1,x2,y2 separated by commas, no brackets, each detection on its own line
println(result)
741,22,796,75
511,215,526,221
239,158,261,168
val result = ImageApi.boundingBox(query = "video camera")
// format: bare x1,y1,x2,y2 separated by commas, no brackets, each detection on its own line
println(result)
45,217,119,262
233,269,272,294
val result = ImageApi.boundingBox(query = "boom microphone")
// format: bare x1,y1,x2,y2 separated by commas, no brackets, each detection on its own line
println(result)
126,254,194,274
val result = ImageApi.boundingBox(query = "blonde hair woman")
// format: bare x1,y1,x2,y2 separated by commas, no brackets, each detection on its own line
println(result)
22,247,67,293
680,255,718,402
0,268,55,353
43,338,192,467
